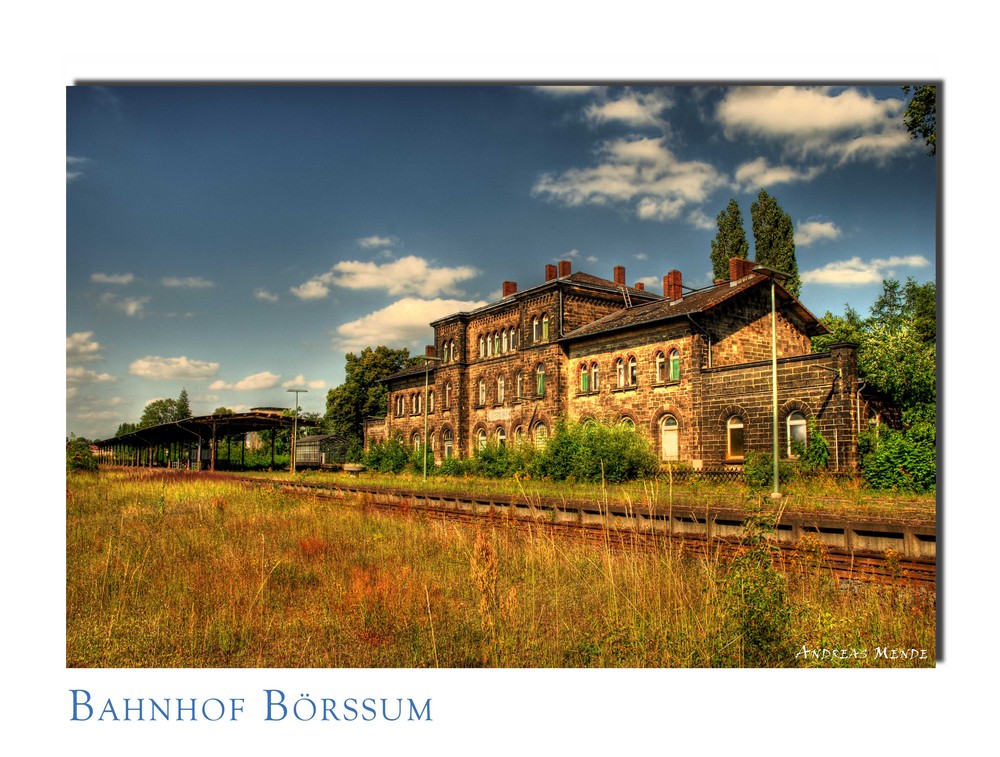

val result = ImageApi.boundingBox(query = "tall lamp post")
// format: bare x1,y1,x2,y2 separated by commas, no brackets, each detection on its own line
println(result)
422,356,442,480
286,388,307,474
752,265,791,500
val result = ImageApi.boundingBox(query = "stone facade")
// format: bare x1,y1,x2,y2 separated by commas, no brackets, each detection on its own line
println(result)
370,258,861,470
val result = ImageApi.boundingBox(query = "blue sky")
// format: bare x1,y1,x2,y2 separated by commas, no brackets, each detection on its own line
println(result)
66,84,937,439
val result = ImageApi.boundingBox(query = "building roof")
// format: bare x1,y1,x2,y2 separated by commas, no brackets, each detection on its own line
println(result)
430,269,660,325
559,272,829,342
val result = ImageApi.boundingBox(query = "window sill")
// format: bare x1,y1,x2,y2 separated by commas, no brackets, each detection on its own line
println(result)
611,386,637,394
652,380,680,388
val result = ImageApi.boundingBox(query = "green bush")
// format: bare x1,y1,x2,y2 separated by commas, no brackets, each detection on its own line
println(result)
720,515,795,667
859,410,936,492
67,437,98,472
362,436,409,474
742,450,793,489
529,420,658,484
794,420,830,474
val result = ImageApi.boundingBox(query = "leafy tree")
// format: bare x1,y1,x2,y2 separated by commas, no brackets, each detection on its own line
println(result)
710,198,749,281
325,345,413,460
902,85,936,156
139,398,179,427
751,189,800,296
213,406,234,415
812,304,866,353
176,388,191,419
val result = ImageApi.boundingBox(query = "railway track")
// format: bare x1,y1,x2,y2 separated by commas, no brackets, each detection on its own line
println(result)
218,473,936,589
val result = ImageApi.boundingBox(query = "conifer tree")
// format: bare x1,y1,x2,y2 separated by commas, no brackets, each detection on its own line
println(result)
710,198,749,281
751,189,800,296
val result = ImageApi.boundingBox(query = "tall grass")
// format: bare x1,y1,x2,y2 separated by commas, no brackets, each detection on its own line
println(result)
66,470,935,667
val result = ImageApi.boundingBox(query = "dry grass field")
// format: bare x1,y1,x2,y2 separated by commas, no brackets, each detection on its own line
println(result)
66,470,935,668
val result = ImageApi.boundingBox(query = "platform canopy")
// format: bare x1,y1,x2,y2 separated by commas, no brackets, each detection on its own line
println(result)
93,408,296,448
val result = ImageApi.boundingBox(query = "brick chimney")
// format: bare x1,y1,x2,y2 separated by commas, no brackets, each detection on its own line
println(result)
425,345,436,358
558,260,572,278
634,281,645,291
545,264,558,281
663,270,683,302
613,265,626,285
729,257,756,282
502,281,517,297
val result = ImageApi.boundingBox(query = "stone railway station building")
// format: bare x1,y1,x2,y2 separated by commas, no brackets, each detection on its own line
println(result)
364,257,861,471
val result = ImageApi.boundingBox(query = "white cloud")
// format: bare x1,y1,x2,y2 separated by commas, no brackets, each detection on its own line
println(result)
796,220,842,246
100,292,150,317
67,331,102,361
67,365,116,384
636,276,661,289
162,276,214,288
290,279,331,300
584,89,673,129
282,375,327,390
358,235,398,249
717,86,913,165
562,249,580,259
533,136,726,222
686,208,716,231
209,371,282,391
294,255,479,300
129,355,220,380
67,155,88,182
91,272,134,285
734,156,823,191
532,85,603,97
335,296,488,351
255,288,279,302
801,255,931,286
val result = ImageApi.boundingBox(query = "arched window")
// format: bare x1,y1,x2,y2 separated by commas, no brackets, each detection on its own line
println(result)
477,428,488,451
628,356,637,386
497,374,505,404
787,411,807,457
615,358,625,388
532,316,540,342
542,314,550,340
661,415,679,461
579,362,590,392
479,335,486,358
428,390,435,414
502,329,509,353
656,351,666,383
514,426,525,448
413,393,421,414
445,382,453,408
478,377,486,406
443,428,453,459
727,416,745,460
669,349,680,381
591,362,600,391
535,363,545,396
494,331,501,355
411,430,421,449
510,328,518,351
487,333,493,356
619,416,635,430
534,422,549,449
396,396,404,416
516,371,524,400
496,427,507,447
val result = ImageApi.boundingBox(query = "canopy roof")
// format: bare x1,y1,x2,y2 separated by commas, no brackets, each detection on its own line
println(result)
94,408,296,447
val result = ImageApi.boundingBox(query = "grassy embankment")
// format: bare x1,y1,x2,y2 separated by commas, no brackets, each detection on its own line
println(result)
67,469,935,668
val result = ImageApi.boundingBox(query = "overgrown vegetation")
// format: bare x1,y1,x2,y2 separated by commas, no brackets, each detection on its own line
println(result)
364,420,659,484
817,278,937,493
66,471,935,668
